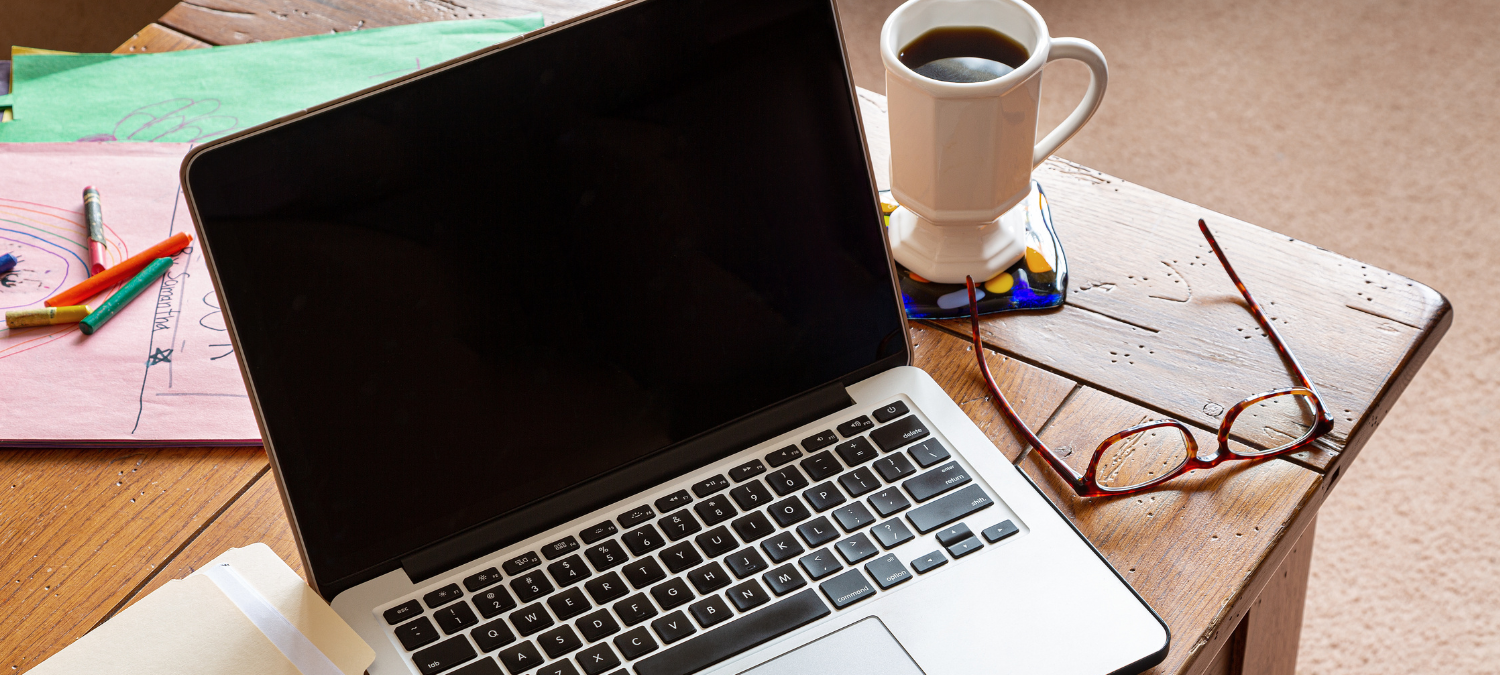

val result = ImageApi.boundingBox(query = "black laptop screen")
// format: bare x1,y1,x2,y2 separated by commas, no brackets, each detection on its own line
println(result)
186,0,901,590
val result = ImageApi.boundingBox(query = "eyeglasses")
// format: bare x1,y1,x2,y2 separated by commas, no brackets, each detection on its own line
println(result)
964,219,1335,497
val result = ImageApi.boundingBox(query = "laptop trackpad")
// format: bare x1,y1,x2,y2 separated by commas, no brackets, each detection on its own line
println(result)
740,617,924,675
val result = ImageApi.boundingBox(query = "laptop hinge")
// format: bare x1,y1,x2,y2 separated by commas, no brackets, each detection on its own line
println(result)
399,381,856,583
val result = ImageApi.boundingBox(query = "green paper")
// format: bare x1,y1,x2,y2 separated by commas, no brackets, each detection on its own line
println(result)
0,17,541,142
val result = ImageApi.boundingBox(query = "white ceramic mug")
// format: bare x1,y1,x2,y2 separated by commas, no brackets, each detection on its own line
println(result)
882,0,1107,284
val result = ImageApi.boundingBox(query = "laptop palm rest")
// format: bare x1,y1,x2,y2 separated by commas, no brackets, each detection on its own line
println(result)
740,617,925,675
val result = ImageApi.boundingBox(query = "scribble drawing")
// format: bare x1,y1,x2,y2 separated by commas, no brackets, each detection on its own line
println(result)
78,99,240,143
148,347,174,365
209,343,235,360
0,197,129,356
199,289,227,331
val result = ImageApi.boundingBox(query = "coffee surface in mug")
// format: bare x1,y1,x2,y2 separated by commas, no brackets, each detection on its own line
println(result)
899,26,1030,83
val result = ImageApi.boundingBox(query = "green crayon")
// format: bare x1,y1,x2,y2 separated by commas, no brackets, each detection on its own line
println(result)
79,257,172,335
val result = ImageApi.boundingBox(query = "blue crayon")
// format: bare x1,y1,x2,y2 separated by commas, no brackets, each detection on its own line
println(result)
0,253,16,274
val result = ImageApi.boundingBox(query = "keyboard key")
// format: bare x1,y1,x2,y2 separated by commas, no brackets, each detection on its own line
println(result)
837,467,880,496
548,554,592,587
983,520,1020,543
547,587,592,621
729,480,773,510
910,551,947,574
474,587,518,618
614,626,659,660
464,568,504,593
868,487,912,517
651,611,697,644
725,547,768,578
654,490,693,514
692,475,730,497
836,415,875,438
498,641,545,674
819,569,876,609
511,572,554,603
452,658,504,675
762,564,807,596
802,482,846,512
539,624,584,659
692,496,737,526
659,541,703,574
584,572,629,604
385,599,423,625
618,505,656,529
686,561,733,594
760,531,805,563
796,517,840,547
614,593,659,626
946,536,983,558
510,602,555,636
832,502,875,531
935,523,974,547
688,595,733,628
906,484,994,533
872,400,909,423
834,437,879,467
631,590,830,675
503,552,542,576
799,451,843,481
729,459,766,483
397,616,441,650
536,660,581,675
764,466,809,496
425,584,465,608
873,453,917,482
835,533,879,564
576,643,621,675
584,539,630,571
726,579,771,611
650,577,695,610
907,440,951,470
413,636,477,675
864,554,912,590
543,536,581,560
801,429,839,452
766,496,811,527
870,518,915,549
623,557,668,588
577,608,621,642
580,521,618,545
764,445,803,468
434,601,479,634
903,461,972,502
622,524,666,556
731,511,775,543
870,415,930,452
472,619,517,651
798,548,842,580
694,526,738,558
658,509,702,541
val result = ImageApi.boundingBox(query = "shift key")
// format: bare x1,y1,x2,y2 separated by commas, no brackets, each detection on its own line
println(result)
906,485,994,533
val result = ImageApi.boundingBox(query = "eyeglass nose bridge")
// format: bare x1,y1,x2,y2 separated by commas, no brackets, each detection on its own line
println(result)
1084,418,1201,493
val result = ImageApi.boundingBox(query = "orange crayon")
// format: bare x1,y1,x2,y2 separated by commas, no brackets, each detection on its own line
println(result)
46,232,192,308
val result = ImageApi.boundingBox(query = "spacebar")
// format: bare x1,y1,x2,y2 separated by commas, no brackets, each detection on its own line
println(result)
632,589,831,675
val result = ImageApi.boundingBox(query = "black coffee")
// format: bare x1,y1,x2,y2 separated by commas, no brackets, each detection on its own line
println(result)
899,26,1030,83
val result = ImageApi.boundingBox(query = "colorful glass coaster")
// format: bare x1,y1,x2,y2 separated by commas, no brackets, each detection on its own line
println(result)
880,180,1067,319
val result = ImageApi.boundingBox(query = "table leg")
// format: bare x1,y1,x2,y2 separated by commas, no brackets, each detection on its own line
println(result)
1202,516,1318,675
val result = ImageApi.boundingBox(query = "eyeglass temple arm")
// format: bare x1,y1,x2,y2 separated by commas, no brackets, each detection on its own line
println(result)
965,278,1089,495
1197,220,1335,424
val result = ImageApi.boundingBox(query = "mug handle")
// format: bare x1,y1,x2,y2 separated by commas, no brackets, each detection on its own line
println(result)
1032,37,1109,169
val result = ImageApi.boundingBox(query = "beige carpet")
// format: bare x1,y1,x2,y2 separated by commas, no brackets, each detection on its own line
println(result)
836,0,1498,671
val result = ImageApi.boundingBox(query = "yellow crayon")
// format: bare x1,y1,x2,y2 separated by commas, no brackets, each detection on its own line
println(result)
5,305,92,329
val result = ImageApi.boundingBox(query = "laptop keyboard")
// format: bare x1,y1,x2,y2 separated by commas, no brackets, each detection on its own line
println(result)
380,398,1022,675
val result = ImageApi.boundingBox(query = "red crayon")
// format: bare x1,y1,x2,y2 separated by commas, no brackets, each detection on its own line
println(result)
83,186,106,276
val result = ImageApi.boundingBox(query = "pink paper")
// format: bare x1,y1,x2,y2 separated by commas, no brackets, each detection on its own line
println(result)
0,143,259,446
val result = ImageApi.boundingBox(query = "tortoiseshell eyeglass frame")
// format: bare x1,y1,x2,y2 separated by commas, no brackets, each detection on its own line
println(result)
964,219,1337,498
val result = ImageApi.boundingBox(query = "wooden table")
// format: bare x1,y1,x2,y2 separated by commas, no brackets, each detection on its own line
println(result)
0,3,1450,674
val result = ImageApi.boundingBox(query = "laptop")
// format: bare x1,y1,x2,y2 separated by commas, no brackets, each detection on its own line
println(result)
179,0,1170,673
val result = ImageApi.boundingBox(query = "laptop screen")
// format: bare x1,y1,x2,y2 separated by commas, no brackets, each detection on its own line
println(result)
185,0,902,592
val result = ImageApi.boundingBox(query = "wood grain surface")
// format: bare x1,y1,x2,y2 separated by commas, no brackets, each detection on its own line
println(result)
113,23,211,54
158,0,614,45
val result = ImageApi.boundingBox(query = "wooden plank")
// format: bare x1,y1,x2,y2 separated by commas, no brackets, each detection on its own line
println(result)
0,448,266,673
1238,518,1315,675
158,0,615,46
1020,386,1322,675
113,23,212,54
